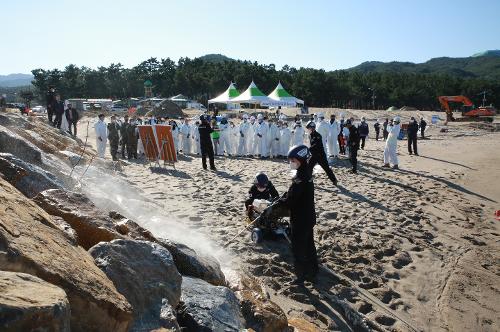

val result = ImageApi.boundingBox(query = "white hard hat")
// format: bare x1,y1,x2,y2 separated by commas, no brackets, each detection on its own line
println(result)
250,115,255,120
242,114,248,119
257,114,263,120
393,116,401,122
317,112,324,118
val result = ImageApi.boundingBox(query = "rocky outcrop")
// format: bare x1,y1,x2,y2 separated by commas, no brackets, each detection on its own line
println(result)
237,275,288,332
0,153,62,198
33,189,156,250
0,178,133,331
89,239,182,331
0,271,70,332
0,124,42,163
177,276,244,332
158,238,226,286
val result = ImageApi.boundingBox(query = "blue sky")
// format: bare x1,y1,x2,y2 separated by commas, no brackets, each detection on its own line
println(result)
2,0,499,74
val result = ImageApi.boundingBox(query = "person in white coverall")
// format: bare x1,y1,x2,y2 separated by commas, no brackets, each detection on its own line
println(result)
218,116,232,156
247,116,256,157
229,121,239,155
280,121,292,157
238,114,250,156
292,121,305,146
268,119,280,158
191,121,201,154
255,114,269,158
383,116,401,169
179,118,192,154
316,112,329,156
328,114,340,158
94,114,108,158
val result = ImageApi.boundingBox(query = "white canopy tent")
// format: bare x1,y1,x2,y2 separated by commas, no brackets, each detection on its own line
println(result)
208,82,240,104
267,82,304,106
230,81,278,106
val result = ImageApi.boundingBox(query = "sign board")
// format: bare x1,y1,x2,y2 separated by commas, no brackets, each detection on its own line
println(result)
137,125,159,161
155,125,177,163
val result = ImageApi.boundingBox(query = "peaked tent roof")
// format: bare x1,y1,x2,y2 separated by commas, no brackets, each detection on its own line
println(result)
230,81,277,105
268,82,304,106
208,82,240,104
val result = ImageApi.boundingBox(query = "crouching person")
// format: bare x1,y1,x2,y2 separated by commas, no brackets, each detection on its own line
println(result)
244,172,279,217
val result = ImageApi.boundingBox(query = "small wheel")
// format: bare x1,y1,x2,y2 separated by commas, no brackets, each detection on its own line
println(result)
251,228,263,244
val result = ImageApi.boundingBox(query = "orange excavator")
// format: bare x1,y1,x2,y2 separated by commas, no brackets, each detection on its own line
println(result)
438,95,496,123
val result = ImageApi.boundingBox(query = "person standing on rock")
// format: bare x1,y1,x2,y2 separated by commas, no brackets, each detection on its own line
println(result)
306,121,338,186
45,86,56,124
52,94,65,129
120,115,129,158
279,145,318,284
383,116,401,169
358,117,369,149
94,114,108,158
407,117,419,156
198,115,216,171
374,119,381,141
107,115,120,161
67,103,79,136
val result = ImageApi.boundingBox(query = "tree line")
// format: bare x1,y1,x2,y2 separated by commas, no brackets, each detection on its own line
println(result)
30,57,500,110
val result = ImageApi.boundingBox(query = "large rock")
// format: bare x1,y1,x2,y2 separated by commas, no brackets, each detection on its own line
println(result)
0,124,42,163
0,178,133,331
0,271,71,332
158,238,226,286
89,239,182,331
33,189,156,250
0,153,62,198
177,276,244,332
237,275,288,332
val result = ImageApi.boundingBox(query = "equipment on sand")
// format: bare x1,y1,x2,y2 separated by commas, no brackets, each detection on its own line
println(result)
438,95,496,123
248,199,290,244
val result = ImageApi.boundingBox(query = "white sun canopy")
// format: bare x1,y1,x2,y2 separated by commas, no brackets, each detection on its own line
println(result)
268,82,304,106
208,82,240,104
230,81,278,106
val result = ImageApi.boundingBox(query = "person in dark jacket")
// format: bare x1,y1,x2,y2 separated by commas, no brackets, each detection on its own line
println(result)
108,115,120,161
383,118,389,140
120,115,129,158
279,145,318,284
374,120,381,141
306,121,338,186
65,103,79,136
346,119,360,173
198,115,216,170
358,117,369,149
45,87,56,124
407,117,419,155
419,117,427,139
126,117,138,159
245,172,279,215
52,94,65,129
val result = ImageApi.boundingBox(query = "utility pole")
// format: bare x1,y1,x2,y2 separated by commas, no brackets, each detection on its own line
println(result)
368,87,376,110
478,90,487,107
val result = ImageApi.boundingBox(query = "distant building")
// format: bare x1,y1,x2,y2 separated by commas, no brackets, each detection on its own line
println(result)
169,94,206,111
144,80,153,98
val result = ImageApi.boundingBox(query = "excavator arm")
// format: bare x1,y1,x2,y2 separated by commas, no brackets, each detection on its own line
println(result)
438,96,474,122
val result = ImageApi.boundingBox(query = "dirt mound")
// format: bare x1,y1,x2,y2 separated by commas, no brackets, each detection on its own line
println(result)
400,106,420,112
136,100,183,119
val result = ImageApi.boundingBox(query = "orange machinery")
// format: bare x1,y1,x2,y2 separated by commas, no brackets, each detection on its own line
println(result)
438,95,496,123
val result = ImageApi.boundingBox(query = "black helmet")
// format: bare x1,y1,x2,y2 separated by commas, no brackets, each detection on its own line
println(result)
305,121,316,129
287,145,310,161
254,172,269,188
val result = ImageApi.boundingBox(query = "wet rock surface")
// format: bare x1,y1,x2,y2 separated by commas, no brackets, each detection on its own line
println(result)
0,178,133,332
177,276,244,332
0,271,71,332
0,124,42,163
89,239,182,331
158,238,226,286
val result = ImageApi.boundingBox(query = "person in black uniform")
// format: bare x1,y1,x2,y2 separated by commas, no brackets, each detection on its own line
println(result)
278,145,318,284
198,115,216,171
305,121,338,186
346,119,360,173
108,115,120,161
52,94,65,129
407,117,419,155
419,117,427,139
244,172,279,215
383,118,389,140
46,86,56,124
374,119,381,141
358,117,369,149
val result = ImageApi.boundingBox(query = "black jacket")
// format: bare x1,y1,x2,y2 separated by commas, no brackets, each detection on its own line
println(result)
279,166,315,230
358,122,369,137
245,181,279,208
374,122,380,132
348,126,360,150
198,122,214,147
53,100,64,114
309,131,325,157
407,121,419,138
420,119,427,129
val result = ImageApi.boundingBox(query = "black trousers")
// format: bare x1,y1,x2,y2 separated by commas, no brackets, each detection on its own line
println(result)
309,154,337,183
47,106,53,123
201,143,215,169
53,111,63,129
350,147,358,171
291,225,318,279
420,128,426,138
408,137,418,154
383,130,388,140
360,136,366,149
127,141,137,159
375,129,380,140
121,140,128,158
68,120,77,135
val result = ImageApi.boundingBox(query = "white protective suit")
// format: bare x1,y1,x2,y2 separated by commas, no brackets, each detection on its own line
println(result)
280,125,292,156
292,124,305,146
219,121,232,155
246,119,256,156
229,124,239,155
179,122,192,154
238,119,251,156
256,120,269,157
316,118,329,155
268,122,280,158
384,123,400,165
191,124,200,154
171,125,179,152
94,119,108,158
328,120,340,157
